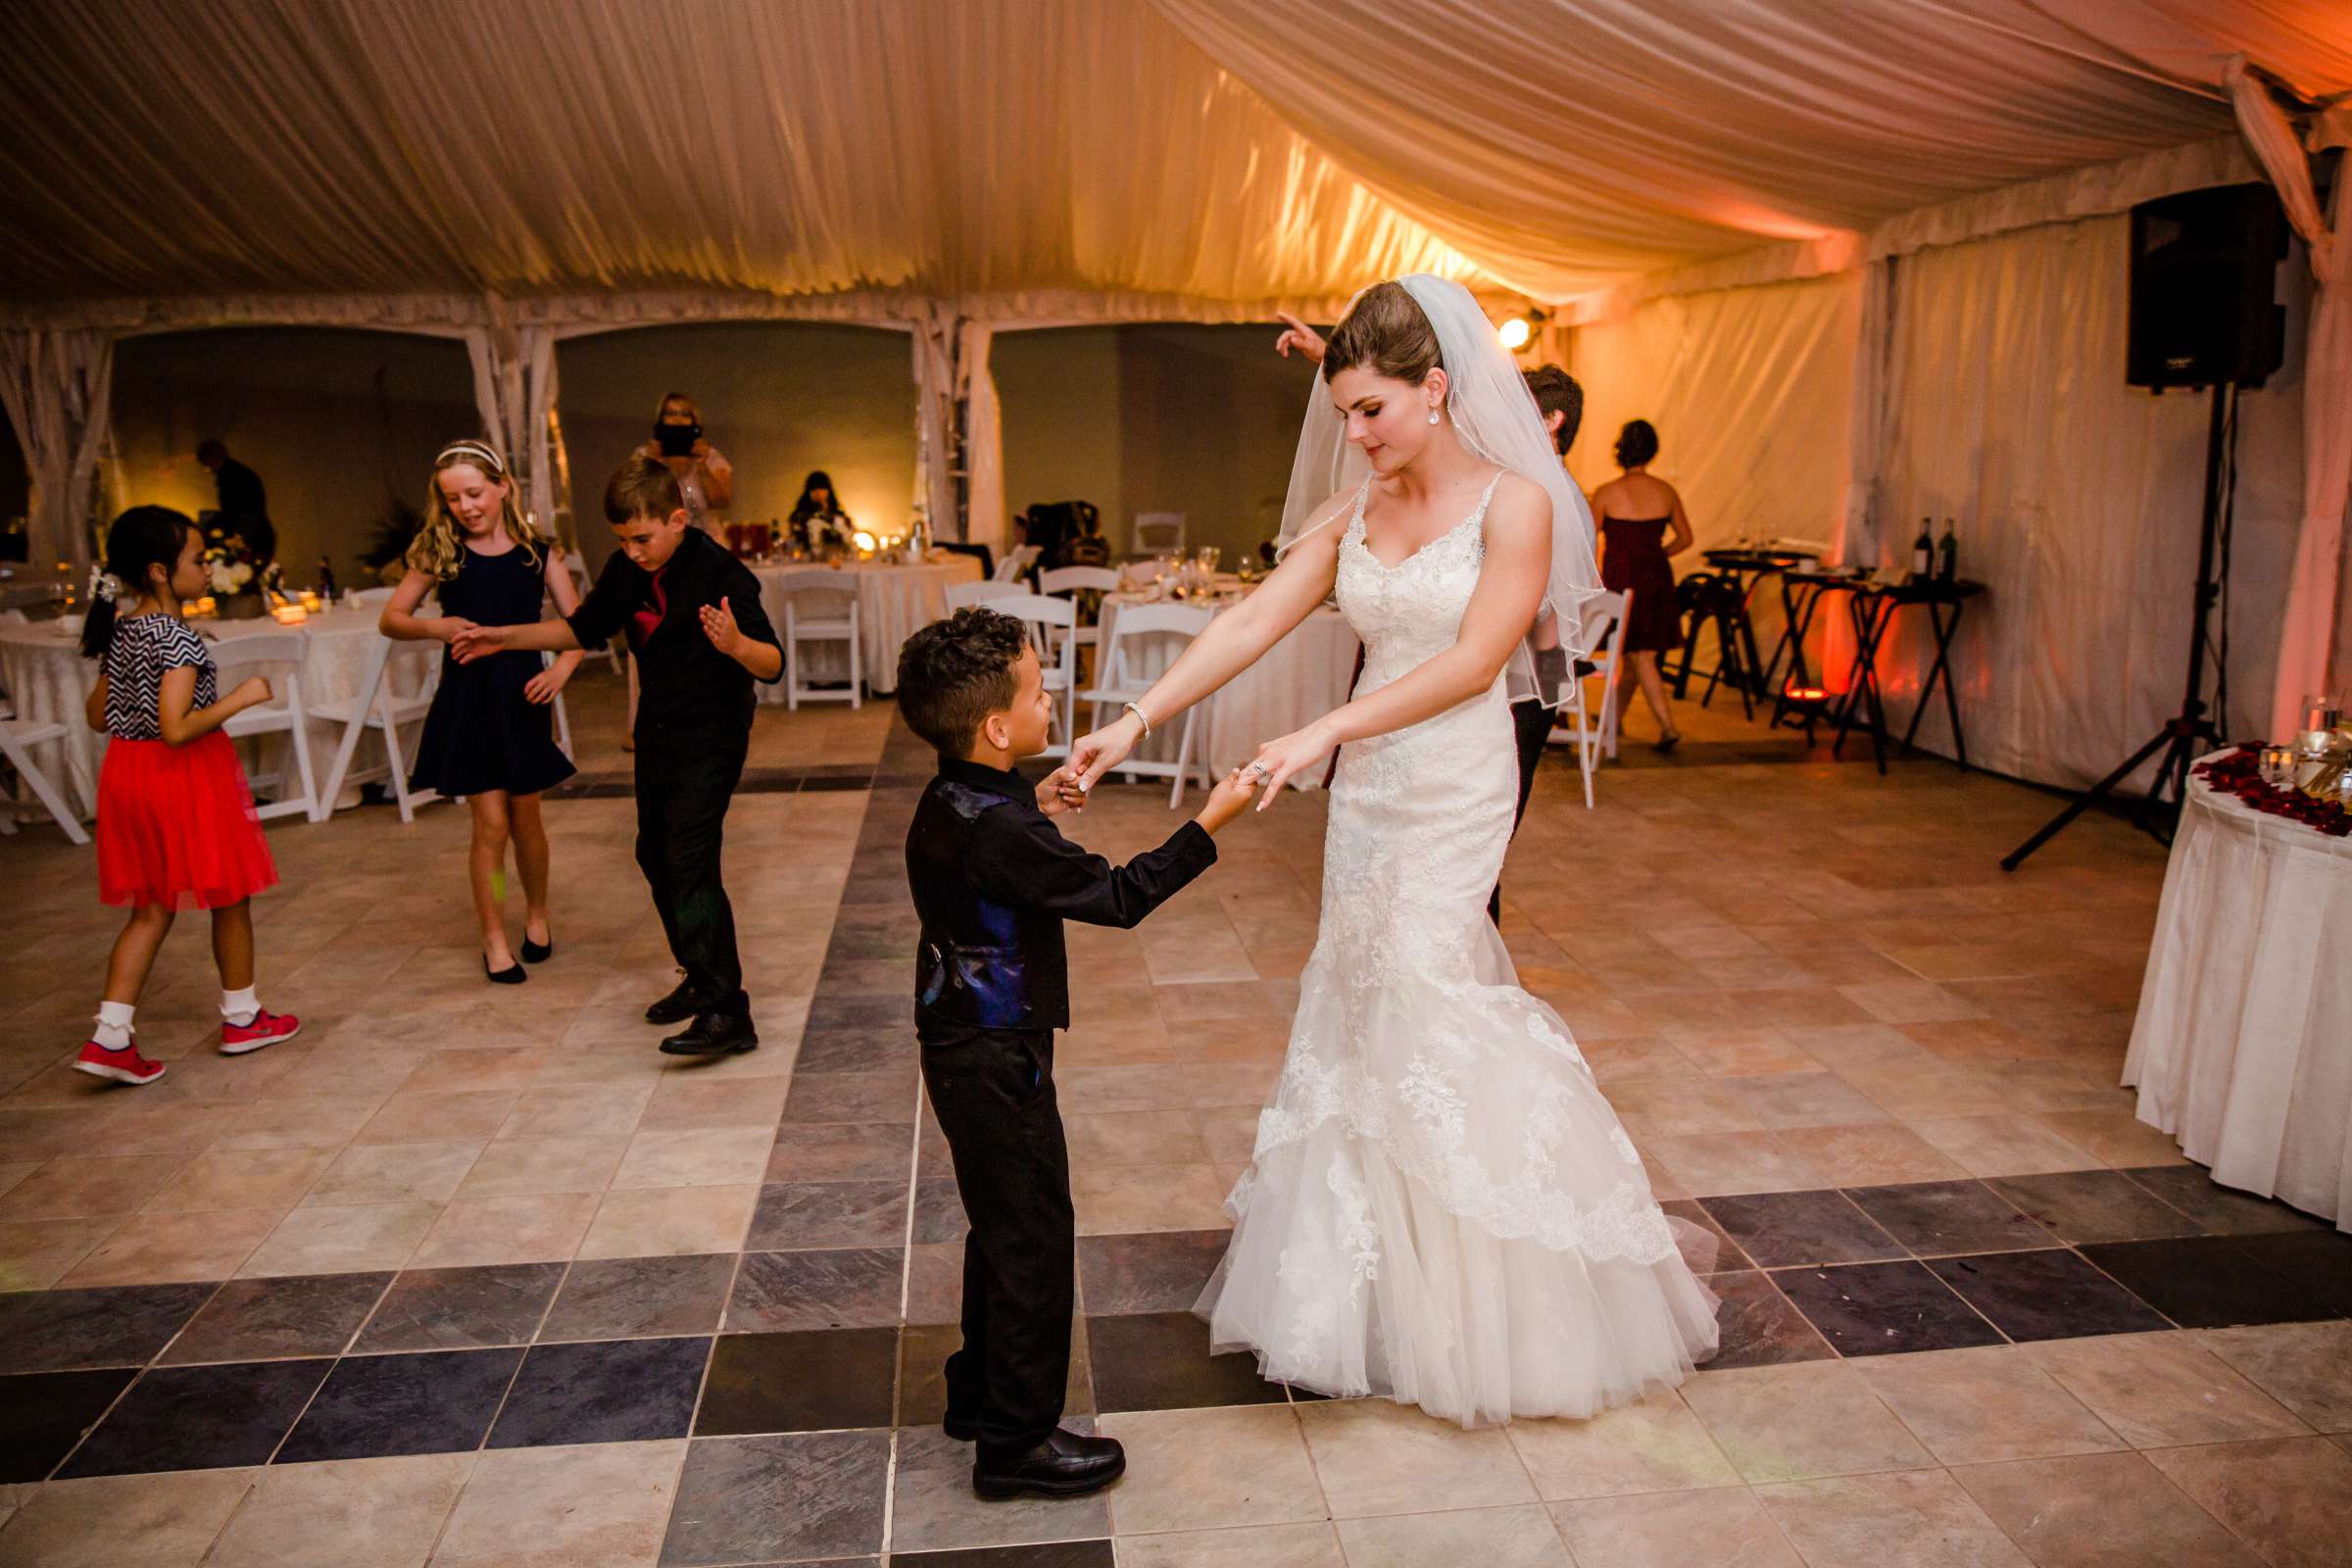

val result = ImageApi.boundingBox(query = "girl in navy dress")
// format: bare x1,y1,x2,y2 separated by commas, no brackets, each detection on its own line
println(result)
381,440,581,982
75,507,299,1086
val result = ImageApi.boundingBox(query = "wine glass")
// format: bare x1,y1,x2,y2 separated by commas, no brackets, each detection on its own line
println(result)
2300,693,2341,760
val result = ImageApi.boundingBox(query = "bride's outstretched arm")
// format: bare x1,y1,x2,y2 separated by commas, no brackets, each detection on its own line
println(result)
1068,501,1345,791
1245,477,1551,802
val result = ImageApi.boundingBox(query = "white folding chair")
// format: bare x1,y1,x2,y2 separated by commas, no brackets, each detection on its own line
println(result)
1549,589,1632,809
987,594,1077,759
561,553,622,674
311,634,442,823
944,578,1026,612
1133,513,1187,554
0,717,90,845
995,543,1041,583
1079,602,1216,807
212,630,319,822
1037,565,1119,676
771,567,862,710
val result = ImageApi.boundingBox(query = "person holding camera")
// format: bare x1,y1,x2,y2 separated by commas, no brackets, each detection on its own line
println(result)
635,392,736,538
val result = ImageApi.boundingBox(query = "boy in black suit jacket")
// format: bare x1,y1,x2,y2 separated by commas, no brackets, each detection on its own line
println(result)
899,608,1251,1498
454,457,781,1054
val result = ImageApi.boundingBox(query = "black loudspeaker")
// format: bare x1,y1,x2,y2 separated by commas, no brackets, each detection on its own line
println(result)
2128,183,2288,389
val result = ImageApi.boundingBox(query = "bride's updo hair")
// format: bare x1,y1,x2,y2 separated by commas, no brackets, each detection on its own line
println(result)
1321,281,1443,387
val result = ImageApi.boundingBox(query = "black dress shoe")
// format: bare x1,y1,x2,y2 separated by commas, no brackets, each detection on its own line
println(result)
645,977,708,1025
484,955,527,986
972,1429,1125,1498
520,932,553,963
659,1010,759,1055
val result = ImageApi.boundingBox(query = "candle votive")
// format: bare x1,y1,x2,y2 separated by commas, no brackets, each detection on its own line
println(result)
2258,745,2297,787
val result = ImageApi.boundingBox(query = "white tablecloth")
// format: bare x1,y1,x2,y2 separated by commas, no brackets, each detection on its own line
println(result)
1090,593,1359,789
0,609,436,819
750,556,982,698
2123,752,2352,1229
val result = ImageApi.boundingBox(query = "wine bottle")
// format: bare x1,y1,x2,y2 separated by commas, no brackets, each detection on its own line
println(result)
318,557,337,599
1937,519,1957,582
1911,519,1934,579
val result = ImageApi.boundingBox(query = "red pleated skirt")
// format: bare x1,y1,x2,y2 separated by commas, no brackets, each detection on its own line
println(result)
95,733,279,910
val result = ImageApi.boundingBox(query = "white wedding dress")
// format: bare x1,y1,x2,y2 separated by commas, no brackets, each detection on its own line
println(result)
1197,474,1721,1427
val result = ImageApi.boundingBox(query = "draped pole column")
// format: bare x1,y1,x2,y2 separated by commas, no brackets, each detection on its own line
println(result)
464,301,562,534
0,326,116,577
2227,62,2352,735
956,320,1004,554
909,301,959,542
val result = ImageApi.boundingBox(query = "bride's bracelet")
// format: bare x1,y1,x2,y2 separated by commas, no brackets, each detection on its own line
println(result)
1122,701,1152,739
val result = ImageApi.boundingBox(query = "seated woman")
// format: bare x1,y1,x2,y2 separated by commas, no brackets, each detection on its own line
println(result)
1590,419,1694,752
789,470,853,548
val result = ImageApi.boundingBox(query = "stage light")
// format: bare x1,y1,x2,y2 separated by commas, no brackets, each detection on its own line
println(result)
1497,317,1531,350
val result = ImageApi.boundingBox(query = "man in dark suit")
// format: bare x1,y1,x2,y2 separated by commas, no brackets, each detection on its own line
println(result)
454,456,782,1054
198,438,275,563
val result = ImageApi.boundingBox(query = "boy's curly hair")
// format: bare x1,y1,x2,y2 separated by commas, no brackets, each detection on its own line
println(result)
898,608,1028,757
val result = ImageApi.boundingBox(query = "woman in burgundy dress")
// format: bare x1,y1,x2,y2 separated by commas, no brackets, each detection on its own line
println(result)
1590,420,1693,751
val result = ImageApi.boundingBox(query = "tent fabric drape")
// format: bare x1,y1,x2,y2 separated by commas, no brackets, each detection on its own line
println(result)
0,0,1489,315
2227,64,2351,738
0,328,115,575
1144,0,2319,301
1567,273,1862,557
1862,214,2306,789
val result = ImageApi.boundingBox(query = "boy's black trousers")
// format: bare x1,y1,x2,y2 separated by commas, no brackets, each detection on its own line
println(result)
918,1022,1075,1456
633,728,750,1014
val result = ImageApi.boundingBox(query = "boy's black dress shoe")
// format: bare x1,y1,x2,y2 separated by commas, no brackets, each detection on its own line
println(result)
645,977,709,1024
972,1429,1125,1498
659,1010,759,1055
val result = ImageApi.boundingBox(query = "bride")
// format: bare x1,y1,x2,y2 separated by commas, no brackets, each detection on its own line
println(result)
1067,275,1718,1427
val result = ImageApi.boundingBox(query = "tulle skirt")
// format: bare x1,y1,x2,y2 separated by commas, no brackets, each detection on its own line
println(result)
96,733,278,910
1199,951,1722,1427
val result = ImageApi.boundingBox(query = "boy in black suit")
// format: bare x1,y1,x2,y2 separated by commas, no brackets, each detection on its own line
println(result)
899,608,1251,1497
454,456,781,1054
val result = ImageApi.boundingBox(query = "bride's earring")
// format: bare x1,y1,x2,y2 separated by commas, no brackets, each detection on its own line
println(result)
1427,408,1441,425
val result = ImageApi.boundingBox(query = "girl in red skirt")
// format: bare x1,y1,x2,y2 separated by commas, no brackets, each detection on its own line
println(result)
74,507,299,1085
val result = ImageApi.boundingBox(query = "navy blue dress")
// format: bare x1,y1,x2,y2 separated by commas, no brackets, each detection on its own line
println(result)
409,545,576,798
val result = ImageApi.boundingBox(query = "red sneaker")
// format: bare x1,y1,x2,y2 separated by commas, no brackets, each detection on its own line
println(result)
74,1039,166,1085
220,1008,300,1056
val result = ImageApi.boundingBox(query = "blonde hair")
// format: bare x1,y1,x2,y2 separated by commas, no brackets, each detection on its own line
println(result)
655,391,701,425
407,440,552,582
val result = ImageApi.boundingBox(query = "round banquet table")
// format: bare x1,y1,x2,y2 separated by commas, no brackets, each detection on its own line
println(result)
1090,589,1359,790
749,555,983,699
2122,752,2352,1229
0,607,437,820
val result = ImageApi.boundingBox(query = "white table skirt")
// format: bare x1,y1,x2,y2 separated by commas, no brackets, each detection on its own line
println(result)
1087,595,1359,790
750,556,982,698
2122,751,2352,1229
0,610,436,819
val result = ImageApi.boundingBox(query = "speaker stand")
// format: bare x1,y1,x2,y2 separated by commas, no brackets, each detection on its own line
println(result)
2002,381,2232,871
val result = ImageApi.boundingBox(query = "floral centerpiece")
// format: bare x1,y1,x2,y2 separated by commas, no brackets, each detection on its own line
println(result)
202,523,282,618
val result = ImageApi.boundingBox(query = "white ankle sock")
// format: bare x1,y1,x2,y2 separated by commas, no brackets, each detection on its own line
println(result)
220,987,260,1027
94,1001,135,1051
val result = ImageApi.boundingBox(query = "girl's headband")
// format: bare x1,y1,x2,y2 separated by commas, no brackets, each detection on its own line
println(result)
435,440,506,475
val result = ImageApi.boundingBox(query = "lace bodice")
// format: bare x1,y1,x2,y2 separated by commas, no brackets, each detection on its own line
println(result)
1335,472,1503,693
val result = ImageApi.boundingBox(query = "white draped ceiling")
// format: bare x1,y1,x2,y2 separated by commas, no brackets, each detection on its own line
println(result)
2,0,2346,759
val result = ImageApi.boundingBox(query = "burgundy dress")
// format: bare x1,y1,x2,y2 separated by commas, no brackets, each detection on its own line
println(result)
1599,515,1682,653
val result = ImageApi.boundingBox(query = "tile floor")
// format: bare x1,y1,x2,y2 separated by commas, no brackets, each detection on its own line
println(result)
0,667,2347,1566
